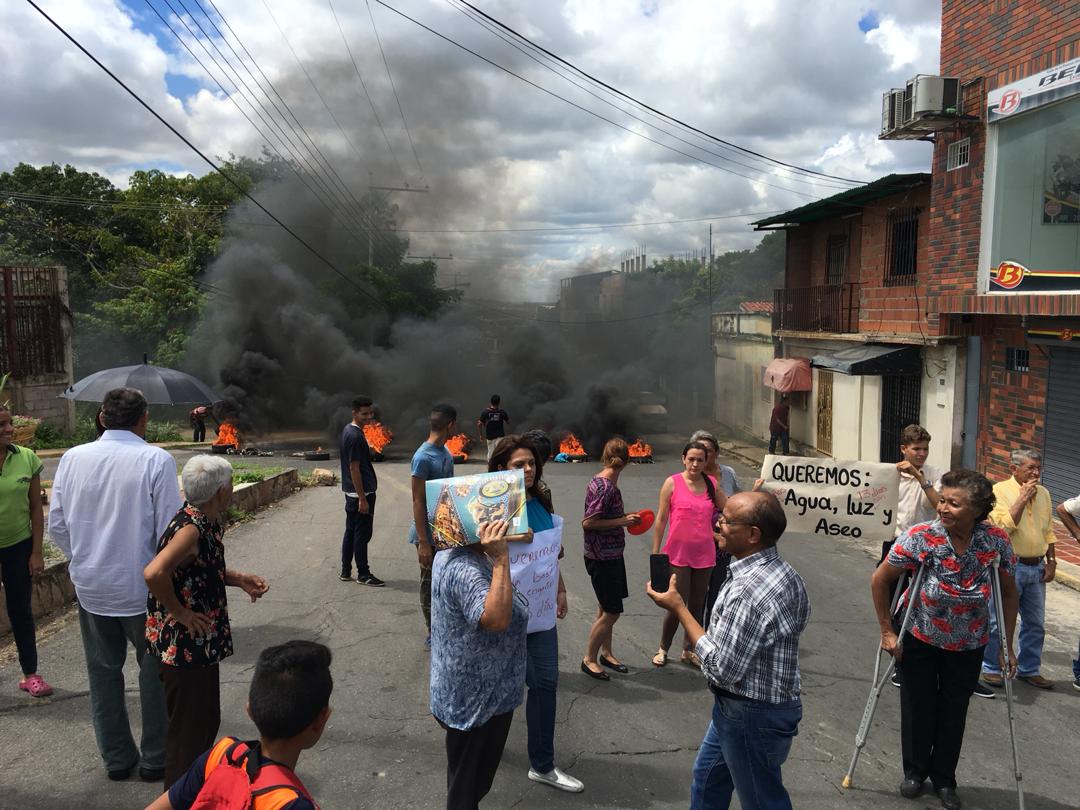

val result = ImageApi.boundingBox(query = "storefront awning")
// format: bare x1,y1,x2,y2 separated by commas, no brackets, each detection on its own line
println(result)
811,345,921,375
763,357,812,392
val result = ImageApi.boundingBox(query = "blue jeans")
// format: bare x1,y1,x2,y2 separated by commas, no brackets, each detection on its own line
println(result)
982,561,1045,677
691,693,801,810
525,626,559,773
1073,639,1080,681
78,605,167,772
768,432,790,455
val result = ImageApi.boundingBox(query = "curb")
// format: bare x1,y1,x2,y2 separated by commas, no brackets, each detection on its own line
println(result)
1,468,302,639
1053,560,1080,594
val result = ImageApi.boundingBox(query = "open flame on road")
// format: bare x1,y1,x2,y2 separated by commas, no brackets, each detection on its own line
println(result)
559,433,587,457
214,422,239,447
446,433,471,461
363,422,394,454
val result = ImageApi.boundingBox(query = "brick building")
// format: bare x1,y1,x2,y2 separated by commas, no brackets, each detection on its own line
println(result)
921,2,1080,508
751,174,966,471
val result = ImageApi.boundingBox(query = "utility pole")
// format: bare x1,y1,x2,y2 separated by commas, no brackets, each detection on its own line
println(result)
368,173,429,266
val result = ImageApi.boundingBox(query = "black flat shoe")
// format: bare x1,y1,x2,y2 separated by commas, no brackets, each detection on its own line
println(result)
107,759,138,781
139,765,165,782
599,654,629,674
899,776,925,799
580,661,610,681
936,786,962,810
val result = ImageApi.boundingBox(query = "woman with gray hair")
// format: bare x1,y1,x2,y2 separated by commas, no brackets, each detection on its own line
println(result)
144,454,270,788
871,469,1019,810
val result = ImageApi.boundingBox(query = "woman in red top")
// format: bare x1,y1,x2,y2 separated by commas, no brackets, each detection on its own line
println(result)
650,441,725,667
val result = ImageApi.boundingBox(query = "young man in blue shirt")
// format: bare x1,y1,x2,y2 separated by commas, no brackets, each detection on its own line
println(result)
410,404,457,647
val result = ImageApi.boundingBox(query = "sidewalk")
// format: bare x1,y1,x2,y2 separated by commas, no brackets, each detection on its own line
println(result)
716,440,1080,594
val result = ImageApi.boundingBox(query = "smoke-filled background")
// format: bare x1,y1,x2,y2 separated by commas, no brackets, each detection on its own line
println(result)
186,168,682,452
2,0,939,452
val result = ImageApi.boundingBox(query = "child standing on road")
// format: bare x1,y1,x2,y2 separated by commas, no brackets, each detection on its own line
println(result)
144,640,332,810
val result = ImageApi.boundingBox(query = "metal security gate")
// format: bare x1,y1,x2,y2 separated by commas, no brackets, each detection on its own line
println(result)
816,371,833,455
1042,347,1080,505
880,374,922,462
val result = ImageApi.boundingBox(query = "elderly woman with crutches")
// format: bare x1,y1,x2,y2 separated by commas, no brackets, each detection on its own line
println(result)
870,469,1020,810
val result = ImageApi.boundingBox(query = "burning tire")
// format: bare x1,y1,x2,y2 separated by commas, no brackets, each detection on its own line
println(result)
211,444,236,455
304,451,331,461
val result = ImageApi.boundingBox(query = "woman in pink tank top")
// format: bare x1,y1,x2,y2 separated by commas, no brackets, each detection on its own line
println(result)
650,441,725,667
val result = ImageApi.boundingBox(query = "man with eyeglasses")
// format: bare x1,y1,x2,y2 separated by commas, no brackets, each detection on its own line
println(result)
647,491,810,810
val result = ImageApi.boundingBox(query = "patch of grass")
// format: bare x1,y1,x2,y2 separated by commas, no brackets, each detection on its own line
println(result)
30,415,184,449
229,462,286,484
42,539,66,566
225,506,254,524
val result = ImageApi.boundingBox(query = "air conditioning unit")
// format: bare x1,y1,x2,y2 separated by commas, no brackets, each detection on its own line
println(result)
905,75,960,120
881,89,906,135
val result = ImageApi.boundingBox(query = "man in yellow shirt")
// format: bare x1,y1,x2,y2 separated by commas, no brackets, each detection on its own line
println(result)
981,450,1057,690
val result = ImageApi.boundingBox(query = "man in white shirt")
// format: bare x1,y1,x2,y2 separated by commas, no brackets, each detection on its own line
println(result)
881,425,941,689
49,388,183,782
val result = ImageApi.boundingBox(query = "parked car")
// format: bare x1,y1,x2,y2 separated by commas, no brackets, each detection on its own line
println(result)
633,391,669,433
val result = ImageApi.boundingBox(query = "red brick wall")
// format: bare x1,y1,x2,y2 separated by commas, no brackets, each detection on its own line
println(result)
934,2,1079,479
857,190,931,334
783,185,931,334
977,317,1046,480
928,1,1080,307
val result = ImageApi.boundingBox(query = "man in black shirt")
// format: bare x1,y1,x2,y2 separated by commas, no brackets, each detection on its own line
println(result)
476,394,510,461
340,396,383,586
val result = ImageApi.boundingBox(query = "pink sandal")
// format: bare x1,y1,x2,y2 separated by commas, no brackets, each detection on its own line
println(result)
19,674,54,698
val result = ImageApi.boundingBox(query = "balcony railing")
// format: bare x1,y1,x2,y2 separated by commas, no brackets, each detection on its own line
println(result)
772,283,860,334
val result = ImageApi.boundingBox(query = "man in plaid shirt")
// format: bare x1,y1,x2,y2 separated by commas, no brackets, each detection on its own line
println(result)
648,490,810,810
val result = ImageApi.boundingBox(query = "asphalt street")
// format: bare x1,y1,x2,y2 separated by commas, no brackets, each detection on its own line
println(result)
3,447,1080,809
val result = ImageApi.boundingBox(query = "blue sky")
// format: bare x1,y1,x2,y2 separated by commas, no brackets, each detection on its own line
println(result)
858,9,881,33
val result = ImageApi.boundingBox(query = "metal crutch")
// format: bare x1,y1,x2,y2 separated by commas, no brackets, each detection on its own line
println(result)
990,556,1025,810
842,564,925,789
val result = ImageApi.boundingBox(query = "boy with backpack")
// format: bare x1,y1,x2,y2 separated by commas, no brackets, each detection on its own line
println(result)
145,640,332,810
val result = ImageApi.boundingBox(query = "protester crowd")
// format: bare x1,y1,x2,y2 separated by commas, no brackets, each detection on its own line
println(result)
1,384,1077,810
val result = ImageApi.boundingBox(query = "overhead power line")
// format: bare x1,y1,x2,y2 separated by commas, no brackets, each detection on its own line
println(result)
396,211,781,233
193,0,399,254
455,0,865,187
327,0,407,181
366,0,424,178
372,0,829,201
23,0,383,308
447,0,857,192
146,0,381,249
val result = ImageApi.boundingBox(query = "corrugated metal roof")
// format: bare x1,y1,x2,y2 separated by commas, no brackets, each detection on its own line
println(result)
751,173,931,229
739,300,774,313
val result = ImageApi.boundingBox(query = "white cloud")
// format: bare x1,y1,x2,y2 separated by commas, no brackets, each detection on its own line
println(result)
865,16,940,72
2,0,944,299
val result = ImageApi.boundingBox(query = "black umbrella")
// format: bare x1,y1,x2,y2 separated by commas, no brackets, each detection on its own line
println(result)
60,360,221,405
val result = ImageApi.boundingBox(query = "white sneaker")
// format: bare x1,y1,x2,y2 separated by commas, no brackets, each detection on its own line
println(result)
528,767,584,793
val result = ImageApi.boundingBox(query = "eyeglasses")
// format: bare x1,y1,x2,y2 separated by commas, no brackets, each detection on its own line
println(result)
715,515,756,528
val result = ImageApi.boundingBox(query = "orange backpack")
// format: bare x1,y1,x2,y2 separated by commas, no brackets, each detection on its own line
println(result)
190,737,318,810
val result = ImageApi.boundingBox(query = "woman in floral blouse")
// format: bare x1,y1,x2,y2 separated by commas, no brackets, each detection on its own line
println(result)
871,469,1019,810
144,454,269,788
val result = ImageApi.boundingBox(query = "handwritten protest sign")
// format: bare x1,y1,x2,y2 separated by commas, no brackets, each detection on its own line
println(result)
509,515,563,634
759,455,900,539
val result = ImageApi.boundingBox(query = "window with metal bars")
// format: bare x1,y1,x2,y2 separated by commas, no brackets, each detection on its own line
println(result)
947,137,970,171
884,207,920,286
826,235,848,285
1005,347,1030,373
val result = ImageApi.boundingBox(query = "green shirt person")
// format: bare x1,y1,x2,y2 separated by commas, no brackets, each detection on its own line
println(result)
0,405,53,697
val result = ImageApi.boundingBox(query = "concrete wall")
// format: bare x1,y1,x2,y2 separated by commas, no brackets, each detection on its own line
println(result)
8,376,75,433
779,338,962,466
1,469,301,638
0,560,76,636
713,313,775,442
